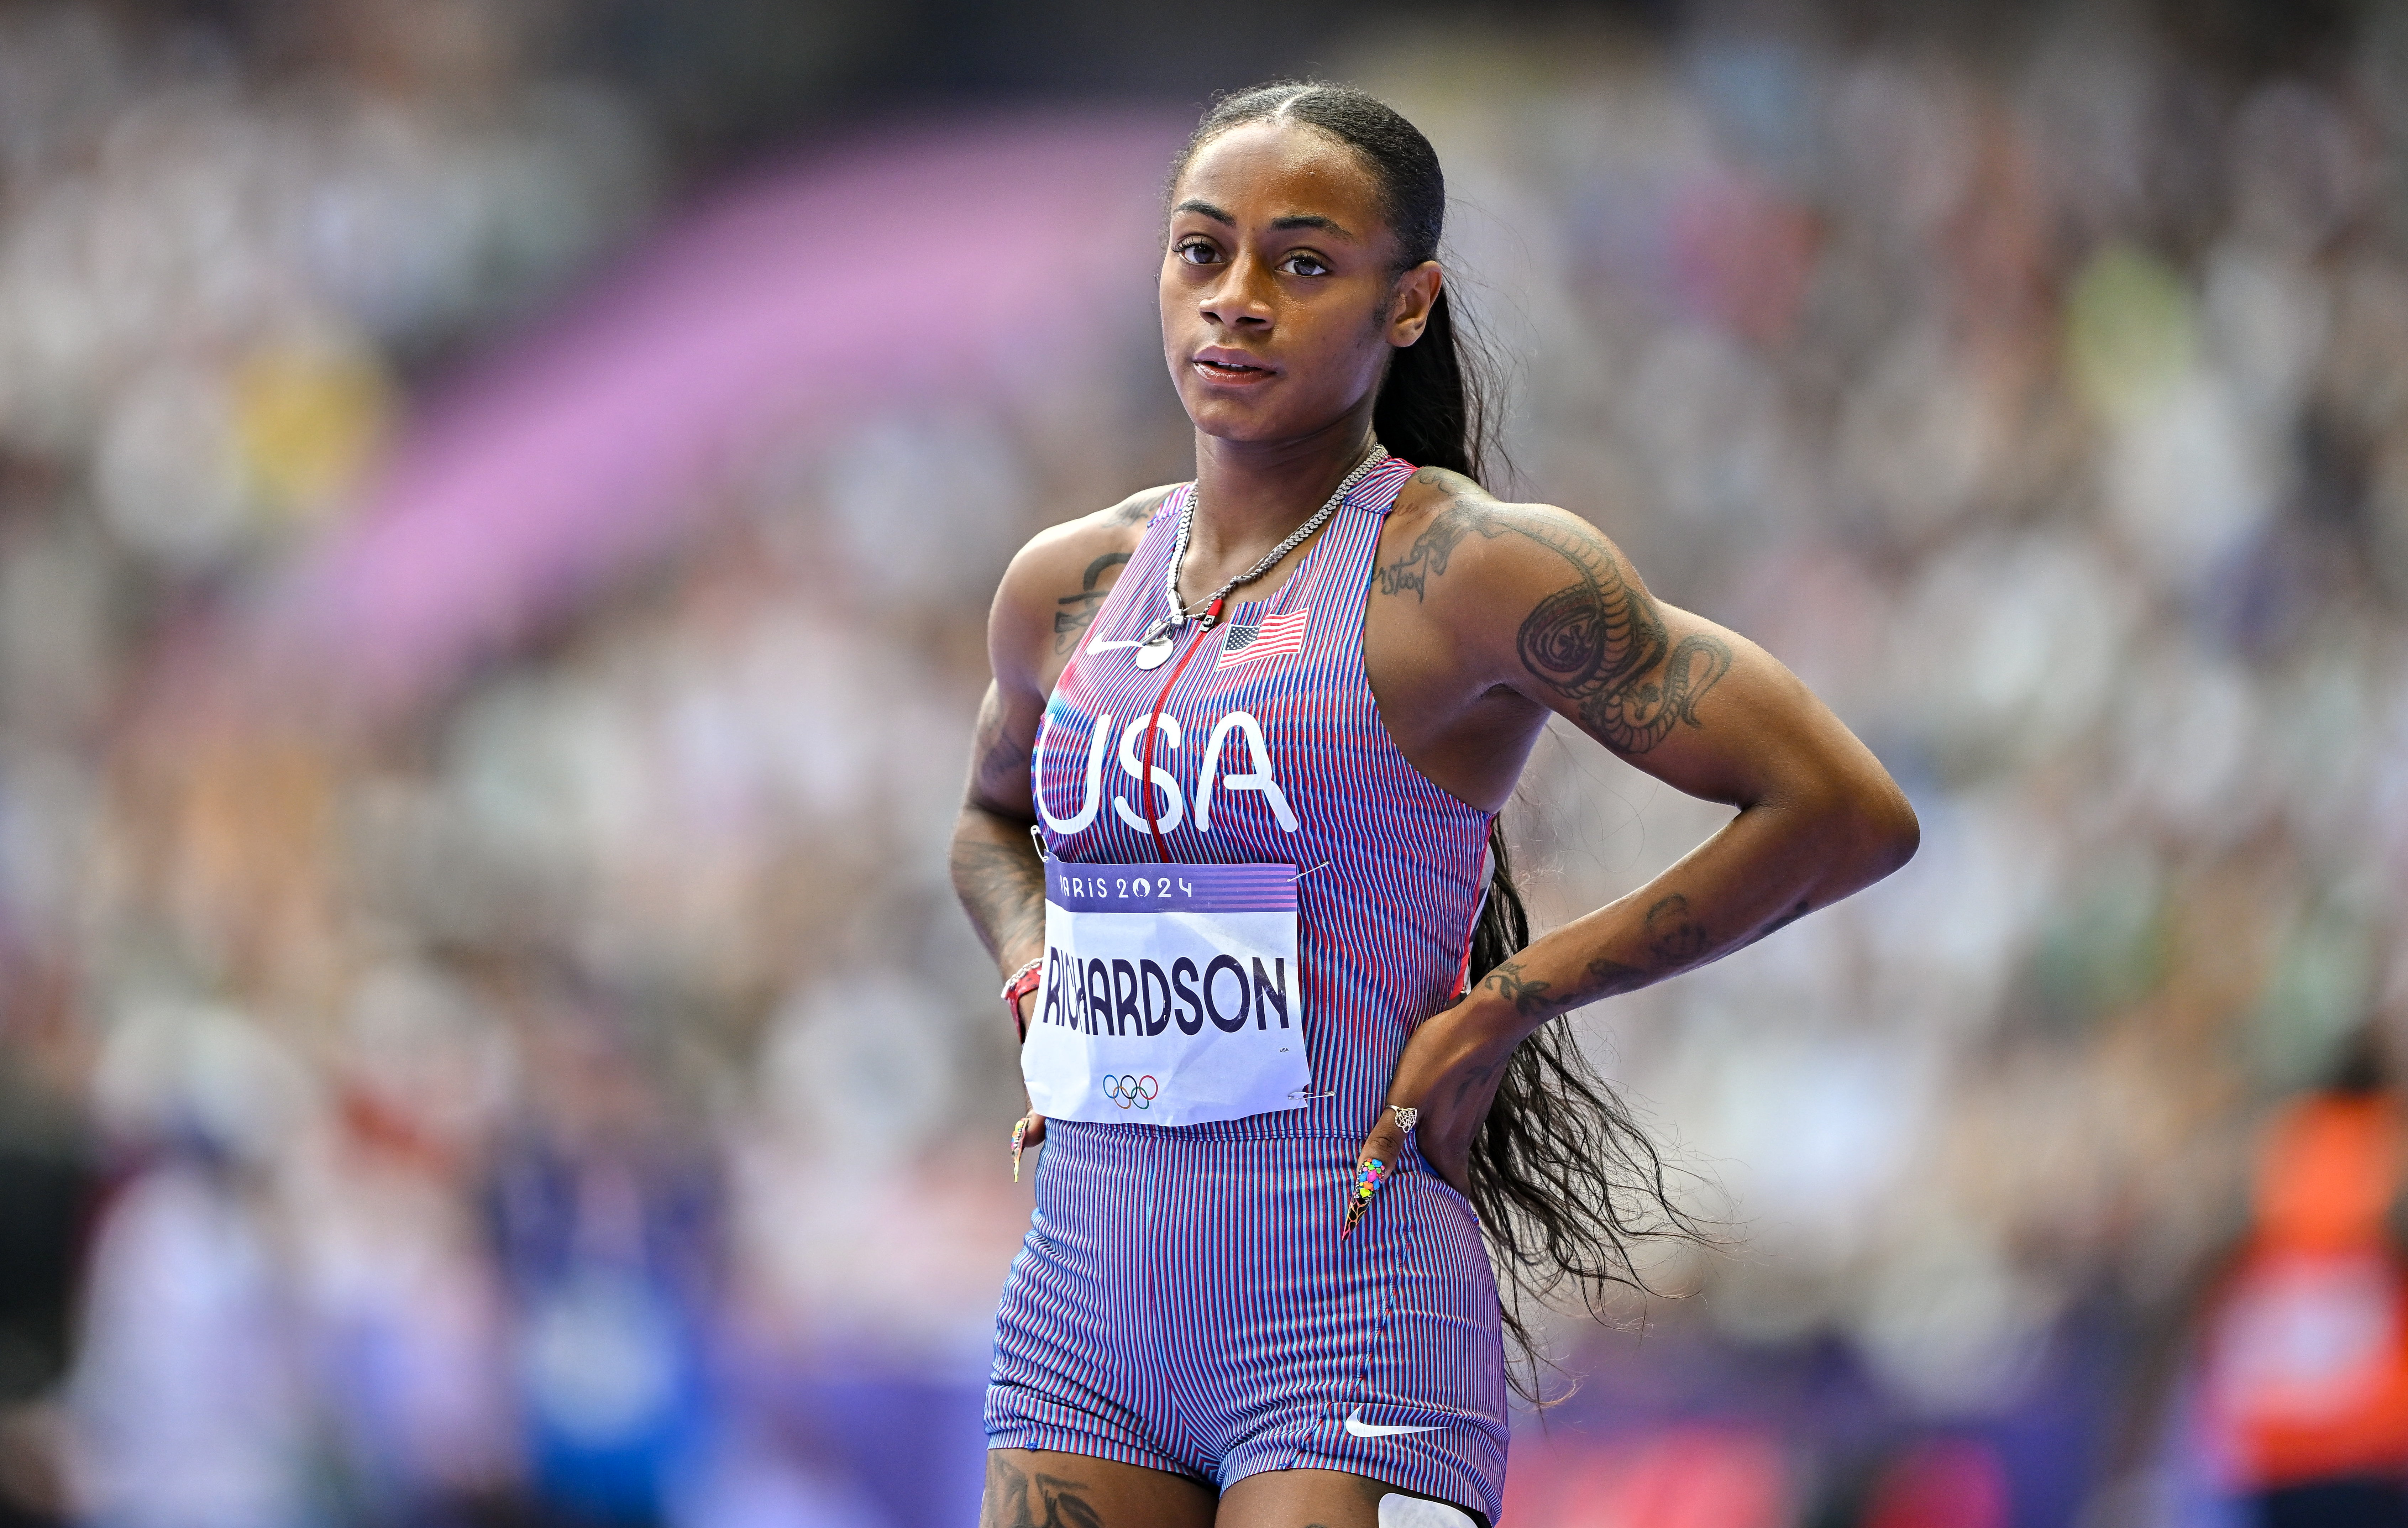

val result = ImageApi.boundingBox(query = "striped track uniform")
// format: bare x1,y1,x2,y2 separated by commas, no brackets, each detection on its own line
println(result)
986,458,1509,1523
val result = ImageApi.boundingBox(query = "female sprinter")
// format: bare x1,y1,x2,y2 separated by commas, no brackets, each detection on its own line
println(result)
950,82,1918,1528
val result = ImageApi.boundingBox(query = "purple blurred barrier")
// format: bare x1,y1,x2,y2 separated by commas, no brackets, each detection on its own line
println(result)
255,112,1182,721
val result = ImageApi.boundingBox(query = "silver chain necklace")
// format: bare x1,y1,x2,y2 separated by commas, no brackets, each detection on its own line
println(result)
1129,442,1387,671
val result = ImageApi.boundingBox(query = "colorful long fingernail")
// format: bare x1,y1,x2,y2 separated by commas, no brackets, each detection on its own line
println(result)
1010,1115,1031,1182
1341,1157,1389,1240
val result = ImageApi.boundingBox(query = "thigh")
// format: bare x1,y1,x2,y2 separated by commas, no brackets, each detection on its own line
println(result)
982,1448,1216,1528
1215,1467,1490,1528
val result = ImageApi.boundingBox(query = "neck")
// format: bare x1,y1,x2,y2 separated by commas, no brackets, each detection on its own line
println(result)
1188,408,1379,559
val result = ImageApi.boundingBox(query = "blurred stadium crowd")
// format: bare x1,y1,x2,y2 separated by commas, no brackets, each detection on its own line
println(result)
1,1,2406,1525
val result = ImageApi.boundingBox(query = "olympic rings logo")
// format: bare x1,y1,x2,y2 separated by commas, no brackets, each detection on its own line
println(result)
1102,1074,1161,1110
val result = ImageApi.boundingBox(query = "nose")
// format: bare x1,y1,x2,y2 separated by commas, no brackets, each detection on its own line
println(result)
1197,252,1276,331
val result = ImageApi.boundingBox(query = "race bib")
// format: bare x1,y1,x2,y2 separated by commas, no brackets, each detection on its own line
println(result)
1021,860,1310,1127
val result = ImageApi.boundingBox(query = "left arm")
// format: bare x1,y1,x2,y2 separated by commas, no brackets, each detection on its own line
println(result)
1363,492,1919,1191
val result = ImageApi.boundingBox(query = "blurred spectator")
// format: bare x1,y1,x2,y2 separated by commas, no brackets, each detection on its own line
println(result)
2196,1039,2408,1524
0,1056,91,1528
489,1005,720,1528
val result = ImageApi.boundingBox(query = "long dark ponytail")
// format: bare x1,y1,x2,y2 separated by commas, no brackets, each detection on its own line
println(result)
1174,84,1705,1400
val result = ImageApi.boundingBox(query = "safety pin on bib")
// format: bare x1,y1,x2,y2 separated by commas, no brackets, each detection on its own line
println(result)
1281,866,1333,1106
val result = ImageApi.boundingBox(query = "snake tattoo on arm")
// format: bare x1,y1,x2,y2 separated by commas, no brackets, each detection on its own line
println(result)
1375,485,1747,1017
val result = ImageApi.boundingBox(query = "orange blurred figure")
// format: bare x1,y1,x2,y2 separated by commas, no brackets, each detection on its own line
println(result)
2200,1050,2408,1524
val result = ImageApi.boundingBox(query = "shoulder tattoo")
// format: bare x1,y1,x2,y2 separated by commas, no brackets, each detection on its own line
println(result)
1374,494,1507,601
1373,496,1732,755
1051,551,1131,654
1106,491,1160,526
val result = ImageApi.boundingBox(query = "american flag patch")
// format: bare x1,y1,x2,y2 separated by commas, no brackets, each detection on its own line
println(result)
1215,609,1311,670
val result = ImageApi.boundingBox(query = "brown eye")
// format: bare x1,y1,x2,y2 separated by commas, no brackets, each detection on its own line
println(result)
1176,241,1220,266
1281,253,1329,277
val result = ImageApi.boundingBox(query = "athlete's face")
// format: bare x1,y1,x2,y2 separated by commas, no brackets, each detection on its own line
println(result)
1161,121,1440,446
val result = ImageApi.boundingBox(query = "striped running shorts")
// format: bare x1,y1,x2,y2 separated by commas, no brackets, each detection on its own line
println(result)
984,1119,1509,1523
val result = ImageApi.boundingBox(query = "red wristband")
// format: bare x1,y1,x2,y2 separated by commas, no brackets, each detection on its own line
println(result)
1001,957,1043,1041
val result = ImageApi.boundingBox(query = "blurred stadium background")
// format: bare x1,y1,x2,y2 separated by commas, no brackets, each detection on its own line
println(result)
1,0,2404,1524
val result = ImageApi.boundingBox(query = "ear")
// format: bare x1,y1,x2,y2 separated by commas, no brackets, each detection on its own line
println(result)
1386,261,1443,348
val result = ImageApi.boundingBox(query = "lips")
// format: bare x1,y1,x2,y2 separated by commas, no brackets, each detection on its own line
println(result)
1192,348,1274,383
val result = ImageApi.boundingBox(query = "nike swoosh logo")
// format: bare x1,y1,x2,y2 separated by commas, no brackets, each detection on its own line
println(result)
1343,1407,1442,1438
1084,635,1145,654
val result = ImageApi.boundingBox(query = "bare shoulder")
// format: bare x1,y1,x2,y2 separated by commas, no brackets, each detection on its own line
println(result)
1378,467,1639,607
1376,467,1741,759
990,483,1176,691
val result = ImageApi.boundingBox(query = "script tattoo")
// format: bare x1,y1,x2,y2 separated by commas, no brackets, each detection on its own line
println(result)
1374,490,1732,755
1374,496,1507,599
1052,551,1131,653
983,1458,1105,1528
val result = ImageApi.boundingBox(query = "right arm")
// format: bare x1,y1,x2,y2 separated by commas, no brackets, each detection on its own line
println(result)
951,678,1049,979
949,491,1160,1035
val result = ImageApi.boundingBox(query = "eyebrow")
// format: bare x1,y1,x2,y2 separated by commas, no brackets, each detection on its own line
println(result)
1171,199,1358,241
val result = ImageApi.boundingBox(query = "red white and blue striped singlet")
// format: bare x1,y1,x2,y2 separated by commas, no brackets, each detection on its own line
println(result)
1030,456,1491,1138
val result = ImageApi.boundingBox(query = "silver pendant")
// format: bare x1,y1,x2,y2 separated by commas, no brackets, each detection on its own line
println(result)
1133,633,1175,670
